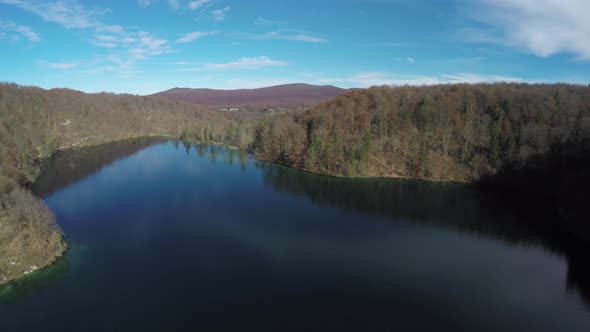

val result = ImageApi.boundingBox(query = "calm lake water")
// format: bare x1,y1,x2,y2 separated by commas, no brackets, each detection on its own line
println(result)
1,138,589,331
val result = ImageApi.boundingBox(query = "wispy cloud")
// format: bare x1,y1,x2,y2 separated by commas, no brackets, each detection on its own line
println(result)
0,19,40,42
0,0,103,29
212,6,230,22
455,27,503,45
446,56,485,64
1,0,174,74
138,0,155,7
168,0,180,10
175,31,217,43
304,72,524,87
179,56,289,71
464,0,590,60
92,41,117,48
407,57,415,63
437,73,523,84
241,30,327,43
188,0,209,10
92,29,172,57
47,62,77,69
372,41,410,48
254,17,287,26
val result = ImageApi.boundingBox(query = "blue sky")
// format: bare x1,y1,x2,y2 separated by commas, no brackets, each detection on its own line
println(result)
0,0,589,95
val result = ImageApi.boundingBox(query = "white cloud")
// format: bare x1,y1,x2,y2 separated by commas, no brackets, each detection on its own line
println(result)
211,6,230,22
305,72,524,88
254,17,287,26
1,1,174,73
407,57,415,63
467,0,590,60
243,30,327,43
455,27,502,45
168,0,180,10
92,33,137,48
372,41,410,48
97,25,125,34
0,19,40,42
138,0,155,7
47,62,77,69
179,56,289,71
134,31,171,56
175,31,217,43
188,0,209,10
289,34,325,43
0,0,102,29
438,73,523,84
89,29,173,74
92,41,117,48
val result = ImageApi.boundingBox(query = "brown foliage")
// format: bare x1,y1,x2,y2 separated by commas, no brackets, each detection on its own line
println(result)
251,84,590,181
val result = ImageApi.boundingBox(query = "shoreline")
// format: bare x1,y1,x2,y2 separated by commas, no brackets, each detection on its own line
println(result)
251,154,470,184
0,134,541,287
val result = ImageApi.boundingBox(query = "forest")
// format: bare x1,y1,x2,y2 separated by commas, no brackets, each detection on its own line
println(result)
1,82,589,284
251,84,590,181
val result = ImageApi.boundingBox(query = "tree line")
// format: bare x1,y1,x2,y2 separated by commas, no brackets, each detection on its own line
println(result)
251,84,590,181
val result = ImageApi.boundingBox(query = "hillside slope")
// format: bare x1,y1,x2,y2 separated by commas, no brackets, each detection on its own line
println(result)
150,83,348,109
251,84,590,181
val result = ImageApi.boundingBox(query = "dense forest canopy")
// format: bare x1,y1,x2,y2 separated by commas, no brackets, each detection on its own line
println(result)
251,84,590,181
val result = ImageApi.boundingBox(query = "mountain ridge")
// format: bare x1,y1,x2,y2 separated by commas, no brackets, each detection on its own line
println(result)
150,83,350,109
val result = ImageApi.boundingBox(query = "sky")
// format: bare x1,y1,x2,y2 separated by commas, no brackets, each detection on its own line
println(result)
0,0,589,95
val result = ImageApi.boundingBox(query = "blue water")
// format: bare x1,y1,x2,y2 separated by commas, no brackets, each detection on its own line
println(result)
1,139,589,331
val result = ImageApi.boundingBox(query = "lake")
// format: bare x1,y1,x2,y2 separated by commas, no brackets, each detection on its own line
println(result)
1,138,589,331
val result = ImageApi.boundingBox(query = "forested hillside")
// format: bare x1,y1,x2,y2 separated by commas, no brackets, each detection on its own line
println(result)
251,84,590,181
0,83,249,284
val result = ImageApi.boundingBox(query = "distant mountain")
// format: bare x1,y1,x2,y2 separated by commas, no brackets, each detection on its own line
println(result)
150,83,348,109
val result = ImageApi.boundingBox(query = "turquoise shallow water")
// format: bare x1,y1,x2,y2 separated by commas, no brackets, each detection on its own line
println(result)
1,139,589,331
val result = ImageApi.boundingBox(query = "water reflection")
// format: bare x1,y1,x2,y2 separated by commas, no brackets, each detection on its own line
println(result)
255,161,590,308
13,138,590,319
30,137,166,197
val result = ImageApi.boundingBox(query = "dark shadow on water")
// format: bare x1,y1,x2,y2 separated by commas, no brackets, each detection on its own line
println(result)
255,160,590,308
479,139,590,243
29,136,167,197
479,139,590,307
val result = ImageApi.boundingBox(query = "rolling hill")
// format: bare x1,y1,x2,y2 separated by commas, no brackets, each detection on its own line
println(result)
150,83,348,109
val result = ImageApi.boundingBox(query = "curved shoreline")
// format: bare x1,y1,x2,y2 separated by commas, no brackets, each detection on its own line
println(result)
1,135,452,287
1,135,164,286
2,134,586,287
0,134,506,287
